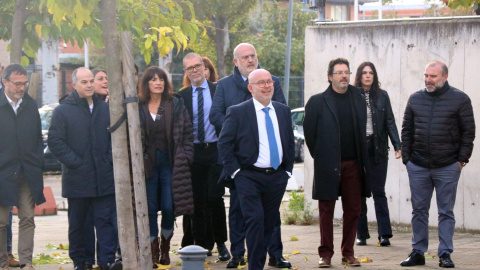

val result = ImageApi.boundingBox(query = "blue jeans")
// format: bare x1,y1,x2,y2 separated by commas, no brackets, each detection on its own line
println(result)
406,161,461,256
146,150,174,238
7,207,12,253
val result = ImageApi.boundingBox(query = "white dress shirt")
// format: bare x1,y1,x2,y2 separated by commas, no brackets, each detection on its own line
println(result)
252,98,283,168
4,91,22,114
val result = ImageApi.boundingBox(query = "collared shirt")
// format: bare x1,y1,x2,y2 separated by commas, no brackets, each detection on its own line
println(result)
241,74,248,81
252,98,283,168
4,91,22,114
192,79,217,143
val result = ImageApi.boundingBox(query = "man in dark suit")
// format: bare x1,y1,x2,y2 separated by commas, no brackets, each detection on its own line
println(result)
210,43,290,269
304,58,369,268
218,69,295,270
177,53,230,261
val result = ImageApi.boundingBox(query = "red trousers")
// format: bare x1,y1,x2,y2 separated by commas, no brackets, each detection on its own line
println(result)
317,160,362,258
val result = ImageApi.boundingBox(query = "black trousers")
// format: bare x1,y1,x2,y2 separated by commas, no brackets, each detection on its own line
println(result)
181,143,227,250
357,137,393,240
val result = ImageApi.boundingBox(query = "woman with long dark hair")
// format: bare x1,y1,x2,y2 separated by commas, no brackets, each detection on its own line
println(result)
138,66,194,267
354,62,401,247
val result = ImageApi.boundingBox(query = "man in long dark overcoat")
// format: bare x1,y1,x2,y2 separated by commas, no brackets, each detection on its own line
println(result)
0,64,46,270
304,58,370,268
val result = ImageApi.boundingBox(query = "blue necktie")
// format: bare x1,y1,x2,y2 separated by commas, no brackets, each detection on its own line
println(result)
262,107,280,169
196,87,205,142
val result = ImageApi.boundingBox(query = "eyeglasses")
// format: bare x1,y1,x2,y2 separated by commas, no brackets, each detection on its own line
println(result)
8,80,29,88
362,71,374,75
185,63,203,73
240,54,256,61
250,80,274,87
332,71,351,76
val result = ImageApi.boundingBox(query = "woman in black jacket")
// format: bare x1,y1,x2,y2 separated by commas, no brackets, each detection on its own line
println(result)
354,62,402,246
138,66,194,267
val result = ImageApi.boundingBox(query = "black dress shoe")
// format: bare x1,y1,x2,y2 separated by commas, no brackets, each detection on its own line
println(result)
439,253,455,268
268,256,292,268
217,243,231,261
226,255,246,268
356,238,367,246
101,261,123,270
379,236,391,246
74,264,85,270
400,250,425,266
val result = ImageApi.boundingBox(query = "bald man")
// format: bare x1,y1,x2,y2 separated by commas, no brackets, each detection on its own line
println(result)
400,60,475,268
218,69,294,269
48,68,122,270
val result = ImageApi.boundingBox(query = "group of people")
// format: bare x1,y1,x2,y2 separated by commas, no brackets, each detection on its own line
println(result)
304,58,475,268
0,46,474,270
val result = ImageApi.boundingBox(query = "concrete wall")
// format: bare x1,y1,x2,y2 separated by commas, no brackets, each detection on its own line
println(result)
304,17,480,230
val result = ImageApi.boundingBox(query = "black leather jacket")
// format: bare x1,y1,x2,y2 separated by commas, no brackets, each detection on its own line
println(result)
362,89,401,164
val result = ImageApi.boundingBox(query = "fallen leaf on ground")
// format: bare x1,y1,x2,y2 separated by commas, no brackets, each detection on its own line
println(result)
176,261,181,266
292,266,299,270
304,256,308,261
292,250,300,255
425,255,436,259
283,255,290,259
290,236,298,241
360,257,373,263
237,264,247,269
154,263,172,269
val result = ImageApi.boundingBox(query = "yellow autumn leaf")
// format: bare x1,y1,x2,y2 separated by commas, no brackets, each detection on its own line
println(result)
290,236,298,241
62,252,66,254
52,253,60,256
284,255,290,259
293,266,299,270
59,268,63,270
237,265,247,269
35,25,42,38
154,263,172,269
292,250,300,255
175,261,181,266
360,257,373,263
59,244,64,249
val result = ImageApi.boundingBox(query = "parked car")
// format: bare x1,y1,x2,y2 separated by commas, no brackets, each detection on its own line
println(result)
291,107,304,162
39,103,61,171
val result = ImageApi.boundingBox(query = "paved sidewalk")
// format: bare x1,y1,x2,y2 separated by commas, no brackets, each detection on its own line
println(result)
11,174,480,270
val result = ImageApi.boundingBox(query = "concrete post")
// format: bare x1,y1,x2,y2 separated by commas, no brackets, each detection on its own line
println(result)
178,245,208,270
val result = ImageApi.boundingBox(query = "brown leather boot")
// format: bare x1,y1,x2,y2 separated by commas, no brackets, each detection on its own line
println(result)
8,253,20,267
159,234,173,265
151,237,160,267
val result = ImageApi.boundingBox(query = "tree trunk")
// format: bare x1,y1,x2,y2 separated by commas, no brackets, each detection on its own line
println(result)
121,31,152,270
214,17,230,79
158,51,173,82
10,0,28,64
100,0,140,269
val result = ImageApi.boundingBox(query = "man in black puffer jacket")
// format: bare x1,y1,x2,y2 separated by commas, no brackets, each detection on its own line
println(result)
48,68,121,270
400,61,475,268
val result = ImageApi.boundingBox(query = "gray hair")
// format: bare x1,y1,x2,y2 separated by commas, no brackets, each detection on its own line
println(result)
233,43,256,59
182,52,203,67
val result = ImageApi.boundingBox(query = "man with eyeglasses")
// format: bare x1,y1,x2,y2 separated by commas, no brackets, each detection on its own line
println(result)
304,58,369,268
210,43,290,269
178,53,231,262
218,69,294,270
0,64,46,270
